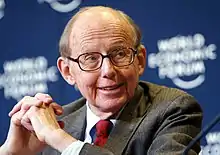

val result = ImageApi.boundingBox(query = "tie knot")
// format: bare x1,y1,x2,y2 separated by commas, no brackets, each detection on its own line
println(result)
95,120,112,137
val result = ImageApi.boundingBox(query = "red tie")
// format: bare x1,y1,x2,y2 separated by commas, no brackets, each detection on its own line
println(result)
93,120,112,147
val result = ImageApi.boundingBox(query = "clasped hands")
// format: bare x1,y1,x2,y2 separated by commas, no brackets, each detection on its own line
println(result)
1,93,76,155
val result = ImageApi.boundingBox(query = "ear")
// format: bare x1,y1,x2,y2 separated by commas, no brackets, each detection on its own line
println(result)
57,57,76,85
136,44,146,76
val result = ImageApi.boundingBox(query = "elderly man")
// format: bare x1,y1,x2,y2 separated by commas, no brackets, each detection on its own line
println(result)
0,6,202,155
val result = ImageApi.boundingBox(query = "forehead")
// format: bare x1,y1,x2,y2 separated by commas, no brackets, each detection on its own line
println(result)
69,9,134,55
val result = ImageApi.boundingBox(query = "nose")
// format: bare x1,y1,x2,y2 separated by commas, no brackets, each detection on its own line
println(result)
101,57,116,79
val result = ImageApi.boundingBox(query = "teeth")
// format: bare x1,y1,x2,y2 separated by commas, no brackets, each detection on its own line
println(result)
101,85,119,90
102,87,116,90
99,83,123,90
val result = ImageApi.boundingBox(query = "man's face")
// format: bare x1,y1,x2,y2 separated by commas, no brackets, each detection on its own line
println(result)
66,10,146,116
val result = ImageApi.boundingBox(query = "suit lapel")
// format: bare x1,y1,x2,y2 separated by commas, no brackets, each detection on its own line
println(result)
62,104,87,140
104,85,151,155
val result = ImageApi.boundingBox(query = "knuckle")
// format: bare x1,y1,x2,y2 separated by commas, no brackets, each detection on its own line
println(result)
22,103,30,109
20,118,26,126
31,106,37,110
11,115,21,125
21,99,39,110
34,93,43,97
29,106,38,113
35,93,53,102
35,93,50,98
23,96,32,100
20,96,32,104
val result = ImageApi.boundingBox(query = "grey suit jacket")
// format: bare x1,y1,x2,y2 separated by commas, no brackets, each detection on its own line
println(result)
40,81,202,155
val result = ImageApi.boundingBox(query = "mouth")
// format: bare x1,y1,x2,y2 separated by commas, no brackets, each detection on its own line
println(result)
98,83,124,90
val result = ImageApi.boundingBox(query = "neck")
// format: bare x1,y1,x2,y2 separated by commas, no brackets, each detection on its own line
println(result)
88,104,123,120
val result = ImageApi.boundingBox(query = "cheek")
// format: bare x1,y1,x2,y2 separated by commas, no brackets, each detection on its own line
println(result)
123,66,139,97
127,63,140,81
75,72,99,97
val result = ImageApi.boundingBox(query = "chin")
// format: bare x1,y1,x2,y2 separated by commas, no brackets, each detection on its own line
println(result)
99,98,127,112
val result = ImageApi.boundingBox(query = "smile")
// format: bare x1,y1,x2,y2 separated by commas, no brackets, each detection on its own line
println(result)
98,83,124,91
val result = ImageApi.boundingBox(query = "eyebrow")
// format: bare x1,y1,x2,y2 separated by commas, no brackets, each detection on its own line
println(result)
106,40,132,52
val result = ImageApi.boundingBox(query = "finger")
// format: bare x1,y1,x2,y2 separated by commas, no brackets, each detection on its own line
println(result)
34,93,62,116
50,102,63,116
40,102,63,116
8,96,31,117
27,108,46,142
27,106,55,142
21,112,34,131
11,110,26,126
34,93,53,104
27,105,60,131
26,106,43,130
21,99,43,111
22,121,34,131
8,103,22,117
9,96,43,117
47,105,61,128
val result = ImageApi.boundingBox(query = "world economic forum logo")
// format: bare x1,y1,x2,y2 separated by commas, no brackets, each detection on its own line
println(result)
0,56,59,101
0,0,5,20
148,33,217,89
37,0,82,13
199,132,220,155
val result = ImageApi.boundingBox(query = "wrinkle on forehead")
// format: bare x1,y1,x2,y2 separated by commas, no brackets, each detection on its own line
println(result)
69,9,135,56
80,24,132,52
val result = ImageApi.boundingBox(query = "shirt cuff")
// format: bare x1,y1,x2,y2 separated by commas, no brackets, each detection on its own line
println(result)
61,140,86,155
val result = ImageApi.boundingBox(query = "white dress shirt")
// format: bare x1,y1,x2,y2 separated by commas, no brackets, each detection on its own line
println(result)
61,102,116,155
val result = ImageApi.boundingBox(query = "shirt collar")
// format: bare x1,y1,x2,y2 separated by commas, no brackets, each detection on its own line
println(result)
86,102,101,132
85,101,117,134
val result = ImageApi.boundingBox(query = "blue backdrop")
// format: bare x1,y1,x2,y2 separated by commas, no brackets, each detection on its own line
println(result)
0,0,219,152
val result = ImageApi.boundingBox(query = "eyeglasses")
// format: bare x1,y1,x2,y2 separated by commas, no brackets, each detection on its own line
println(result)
67,47,138,71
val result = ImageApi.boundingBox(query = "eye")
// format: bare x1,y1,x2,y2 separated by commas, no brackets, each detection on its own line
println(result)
113,50,126,59
85,55,98,61
117,50,126,57
81,53,100,63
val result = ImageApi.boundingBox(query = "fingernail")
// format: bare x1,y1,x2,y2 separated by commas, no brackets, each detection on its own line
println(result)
57,109,63,113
